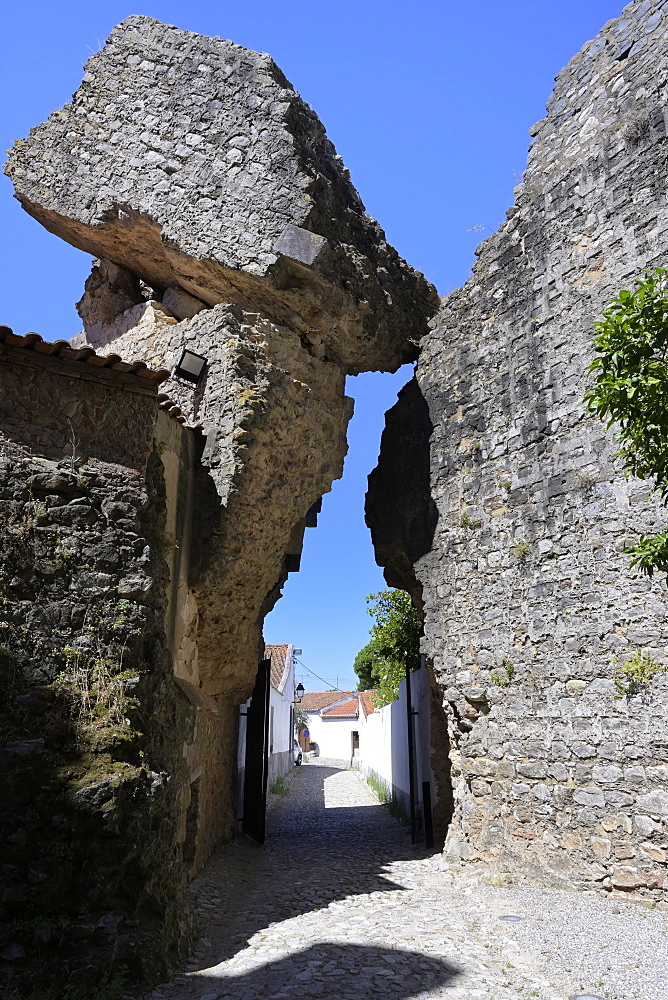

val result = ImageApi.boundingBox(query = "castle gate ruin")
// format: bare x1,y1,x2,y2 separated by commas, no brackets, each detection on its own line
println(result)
1,1,667,993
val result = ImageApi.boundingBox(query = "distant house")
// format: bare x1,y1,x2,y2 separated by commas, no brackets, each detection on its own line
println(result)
265,644,297,784
299,690,375,762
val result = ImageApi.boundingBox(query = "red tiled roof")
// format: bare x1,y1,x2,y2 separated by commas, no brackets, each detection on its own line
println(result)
322,696,359,718
0,326,199,425
299,690,354,712
265,644,291,693
359,691,376,718
0,326,170,383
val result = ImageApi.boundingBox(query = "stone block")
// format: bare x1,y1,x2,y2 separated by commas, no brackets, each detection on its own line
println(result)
4,16,437,374
273,225,328,266
592,764,623,783
591,837,611,858
162,286,207,321
612,840,636,859
573,788,605,808
605,790,634,808
611,866,646,890
639,843,667,863
634,814,661,836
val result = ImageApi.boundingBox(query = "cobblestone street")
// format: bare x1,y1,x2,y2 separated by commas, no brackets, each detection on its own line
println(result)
144,760,667,1000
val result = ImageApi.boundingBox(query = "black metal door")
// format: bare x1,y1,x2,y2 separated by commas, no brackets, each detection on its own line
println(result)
242,658,271,844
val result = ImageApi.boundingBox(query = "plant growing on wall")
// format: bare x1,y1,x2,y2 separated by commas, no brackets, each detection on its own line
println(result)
510,540,532,560
490,657,515,687
612,648,668,698
353,589,422,707
584,267,668,574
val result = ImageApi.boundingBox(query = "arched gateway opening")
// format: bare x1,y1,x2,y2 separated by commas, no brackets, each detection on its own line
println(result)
0,15,445,995
5,7,668,998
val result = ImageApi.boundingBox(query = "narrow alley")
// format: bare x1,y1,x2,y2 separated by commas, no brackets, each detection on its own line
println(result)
144,760,666,1000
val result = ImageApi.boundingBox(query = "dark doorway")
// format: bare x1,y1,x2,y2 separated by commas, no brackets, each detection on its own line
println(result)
242,658,271,844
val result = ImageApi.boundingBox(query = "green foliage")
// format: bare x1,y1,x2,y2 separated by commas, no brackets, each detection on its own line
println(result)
353,637,385,691
490,657,515,687
52,600,143,738
460,511,482,529
364,768,409,824
612,648,667,698
510,540,532,559
353,589,422,707
584,268,668,574
269,774,288,796
293,704,309,734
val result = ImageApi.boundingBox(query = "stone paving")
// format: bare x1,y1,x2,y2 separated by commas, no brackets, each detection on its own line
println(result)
144,759,667,1000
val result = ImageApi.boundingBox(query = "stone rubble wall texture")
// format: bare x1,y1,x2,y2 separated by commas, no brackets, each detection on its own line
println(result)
2,16,438,994
368,0,668,898
0,359,204,992
5,15,437,374
75,298,354,704
5,13,437,708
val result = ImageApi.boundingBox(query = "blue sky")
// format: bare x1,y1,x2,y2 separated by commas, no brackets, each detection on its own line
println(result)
0,0,624,691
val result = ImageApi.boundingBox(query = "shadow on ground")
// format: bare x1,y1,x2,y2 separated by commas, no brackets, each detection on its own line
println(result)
187,942,460,998
177,761,440,984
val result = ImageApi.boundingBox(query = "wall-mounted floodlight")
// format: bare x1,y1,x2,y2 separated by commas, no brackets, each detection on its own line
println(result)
295,682,305,702
173,348,207,384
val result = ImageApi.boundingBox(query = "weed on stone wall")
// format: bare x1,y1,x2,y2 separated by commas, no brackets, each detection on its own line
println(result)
51,600,144,746
612,649,668,699
509,539,532,560
490,658,515,687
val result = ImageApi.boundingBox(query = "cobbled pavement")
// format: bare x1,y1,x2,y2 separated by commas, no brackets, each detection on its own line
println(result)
143,759,667,1000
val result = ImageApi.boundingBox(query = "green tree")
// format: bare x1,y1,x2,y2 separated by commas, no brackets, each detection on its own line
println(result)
584,267,668,574
293,704,309,736
353,589,422,706
353,637,385,691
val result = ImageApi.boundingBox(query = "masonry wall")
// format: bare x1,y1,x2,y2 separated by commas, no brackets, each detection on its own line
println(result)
368,0,668,898
0,356,199,993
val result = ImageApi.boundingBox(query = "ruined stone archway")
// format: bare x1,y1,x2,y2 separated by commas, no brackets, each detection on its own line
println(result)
1,16,438,994
2,4,668,997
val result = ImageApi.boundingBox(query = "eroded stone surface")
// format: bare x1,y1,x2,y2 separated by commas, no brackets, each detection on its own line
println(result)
367,0,668,894
0,361,200,994
5,15,437,374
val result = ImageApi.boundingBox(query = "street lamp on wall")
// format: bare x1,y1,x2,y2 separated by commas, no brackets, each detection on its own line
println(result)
173,348,207,385
295,682,305,703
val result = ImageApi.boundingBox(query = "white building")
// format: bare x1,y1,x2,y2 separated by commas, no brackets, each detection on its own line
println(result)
299,690,375,762
265,643,297,784
357,664,437,840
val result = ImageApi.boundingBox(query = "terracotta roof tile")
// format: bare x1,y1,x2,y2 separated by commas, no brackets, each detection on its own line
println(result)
299,690,354,712
322,696,359,718
359,691,376,718
0,326,170,383
265,644,291,693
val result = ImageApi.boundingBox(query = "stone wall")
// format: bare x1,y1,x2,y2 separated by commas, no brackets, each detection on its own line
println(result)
5,16,436,373
5,14,438,714
368,0,668,898
2,17,438,994
78,299,354,705
0,350,200,993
